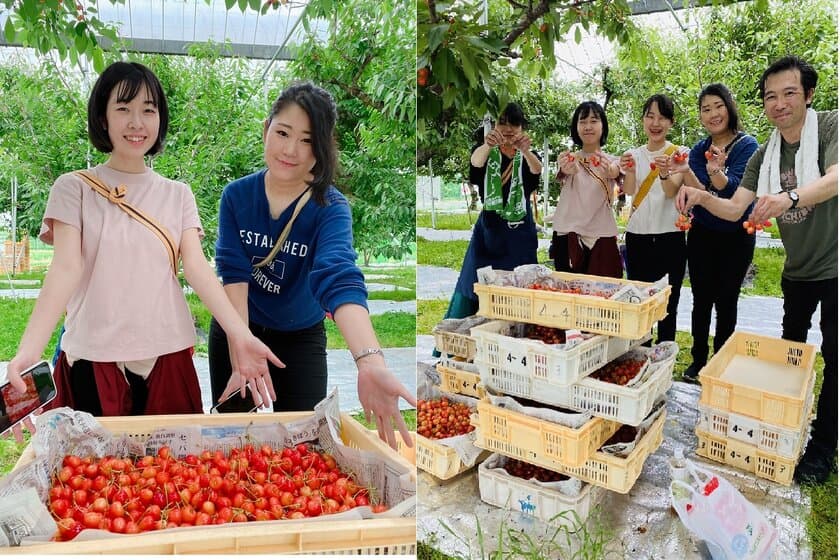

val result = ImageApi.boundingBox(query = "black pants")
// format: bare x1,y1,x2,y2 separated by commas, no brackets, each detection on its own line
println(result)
68,359,148,416
781,276,837,451
686,223,755,366
625,231,687,342
208,317,328,412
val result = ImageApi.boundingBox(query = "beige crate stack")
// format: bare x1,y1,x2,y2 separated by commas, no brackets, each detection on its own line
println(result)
694,331,817,486
417,325,489,480
455,272,675,525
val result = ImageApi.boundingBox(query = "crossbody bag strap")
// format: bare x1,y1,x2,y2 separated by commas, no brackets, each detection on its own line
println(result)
254,188,312,269
580,161,613,206
75,170,179,276
632,144,678,210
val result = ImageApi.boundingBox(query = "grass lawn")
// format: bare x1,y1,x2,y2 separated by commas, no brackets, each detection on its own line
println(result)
417,238,470,270
417,211,476,230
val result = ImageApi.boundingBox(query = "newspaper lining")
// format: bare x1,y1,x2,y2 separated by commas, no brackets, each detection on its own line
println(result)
0,389,414,545
418,364,485,466
476,265,669,301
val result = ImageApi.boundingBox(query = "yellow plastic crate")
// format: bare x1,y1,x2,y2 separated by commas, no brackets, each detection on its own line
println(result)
357,429,416,470
7,412,416,555
475,408,666,494
698,332,817,429
416,432,490,480
473,271,669,339
433,329,477,361
473,400,621,469
436,362,484,399
697,393,813,460
695,427,800,486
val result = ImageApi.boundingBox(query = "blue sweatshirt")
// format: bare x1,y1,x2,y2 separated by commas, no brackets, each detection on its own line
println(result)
215,170,368,331
688,133,758,231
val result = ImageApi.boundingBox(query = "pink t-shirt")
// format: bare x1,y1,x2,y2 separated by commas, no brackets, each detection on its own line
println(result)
40,165,203,362
552,154,619,238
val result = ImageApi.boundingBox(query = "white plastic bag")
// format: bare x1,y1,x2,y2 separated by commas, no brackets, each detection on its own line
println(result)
670,460,777,560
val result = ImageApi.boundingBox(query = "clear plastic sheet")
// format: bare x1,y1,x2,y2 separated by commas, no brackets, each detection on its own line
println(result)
418,381,811,559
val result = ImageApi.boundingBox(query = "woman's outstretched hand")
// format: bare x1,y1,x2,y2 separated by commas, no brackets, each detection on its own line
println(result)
357,363,416,450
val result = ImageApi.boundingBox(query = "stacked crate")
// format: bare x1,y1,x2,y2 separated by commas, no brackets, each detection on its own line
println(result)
694,331,817,486
416,323,489,480
466,271,674,526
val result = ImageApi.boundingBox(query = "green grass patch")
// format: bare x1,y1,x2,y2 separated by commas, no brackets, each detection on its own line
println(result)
0,433,30,477
417,541,457,560
0,298,63,361
362,266,416,290
417,211,476,230
350,409,416,431
325,311,415,349
368,289,416,302
417,299,448,335
741,247,785,297
805,470,838,559
417,238,469,269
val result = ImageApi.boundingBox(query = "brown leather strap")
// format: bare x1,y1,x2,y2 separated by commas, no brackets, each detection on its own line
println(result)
75,170,179,276
500,161,514,185
254,188,312,269
580,162,613,206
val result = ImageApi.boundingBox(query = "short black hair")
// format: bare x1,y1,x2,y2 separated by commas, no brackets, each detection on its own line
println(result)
642,94,675,122
698,83,740,134
759,56,819,108
498,102,528,128
570,101,608,147
267,81,338,206
87,61,168,156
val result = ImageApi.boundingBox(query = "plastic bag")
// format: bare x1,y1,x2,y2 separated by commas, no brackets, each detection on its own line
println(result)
670,460,777,560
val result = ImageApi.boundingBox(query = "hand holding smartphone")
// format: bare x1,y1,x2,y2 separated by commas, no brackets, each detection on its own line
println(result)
0,360,57,436
210,392,259,414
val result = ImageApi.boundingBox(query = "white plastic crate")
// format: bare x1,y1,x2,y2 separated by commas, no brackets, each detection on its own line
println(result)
470,320,652,388
696,392,813,460
478,454,604,527
478,347,676,426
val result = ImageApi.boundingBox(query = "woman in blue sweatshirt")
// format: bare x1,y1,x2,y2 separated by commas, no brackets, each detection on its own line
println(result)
209,82,415,448
667,83,758,380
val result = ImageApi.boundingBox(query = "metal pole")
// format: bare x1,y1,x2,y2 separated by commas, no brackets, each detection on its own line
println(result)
429,160,436,229
542,139,550,232
11,176,17,275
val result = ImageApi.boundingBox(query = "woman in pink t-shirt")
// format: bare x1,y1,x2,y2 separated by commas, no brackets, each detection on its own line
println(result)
551,101,623,278
5,62,281,432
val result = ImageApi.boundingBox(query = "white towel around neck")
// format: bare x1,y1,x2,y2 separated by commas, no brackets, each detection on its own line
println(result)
756,108,821,197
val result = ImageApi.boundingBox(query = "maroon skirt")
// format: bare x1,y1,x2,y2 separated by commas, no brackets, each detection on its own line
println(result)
48,348,203,416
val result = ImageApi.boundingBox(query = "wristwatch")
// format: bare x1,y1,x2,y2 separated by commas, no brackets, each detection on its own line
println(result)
787,190,800,208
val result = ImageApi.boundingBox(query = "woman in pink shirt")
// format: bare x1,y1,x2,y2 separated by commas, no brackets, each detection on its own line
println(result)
551,101,623,278
6,62,281,427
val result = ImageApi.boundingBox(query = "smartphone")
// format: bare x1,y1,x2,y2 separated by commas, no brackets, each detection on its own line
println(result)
0,360,57,435
210,392,259,414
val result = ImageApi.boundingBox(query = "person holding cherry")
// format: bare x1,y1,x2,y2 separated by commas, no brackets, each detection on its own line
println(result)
551,101,622,278
666,83,759,381
441,102,543,321
617,94,689,343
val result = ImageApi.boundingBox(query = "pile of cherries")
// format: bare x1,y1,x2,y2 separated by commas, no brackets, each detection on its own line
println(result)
48,443,382,541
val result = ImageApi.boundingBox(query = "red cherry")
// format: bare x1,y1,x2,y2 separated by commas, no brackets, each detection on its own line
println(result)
649,163,657,170
704,151,713,160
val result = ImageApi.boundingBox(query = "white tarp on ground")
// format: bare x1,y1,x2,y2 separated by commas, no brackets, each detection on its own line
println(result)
418,381,811,559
